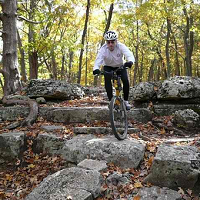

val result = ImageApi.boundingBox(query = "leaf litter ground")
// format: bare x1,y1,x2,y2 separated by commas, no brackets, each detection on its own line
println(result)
0,96,200,199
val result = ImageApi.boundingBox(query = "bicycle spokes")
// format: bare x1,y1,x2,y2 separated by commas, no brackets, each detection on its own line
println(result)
109,97,128,140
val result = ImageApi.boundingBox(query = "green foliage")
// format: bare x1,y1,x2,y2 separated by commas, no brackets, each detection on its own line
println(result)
10,0,200,86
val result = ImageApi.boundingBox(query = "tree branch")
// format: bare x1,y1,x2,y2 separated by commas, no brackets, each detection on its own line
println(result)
18,15,46,24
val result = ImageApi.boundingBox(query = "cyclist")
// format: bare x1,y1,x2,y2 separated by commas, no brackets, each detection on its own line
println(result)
93,30,135,110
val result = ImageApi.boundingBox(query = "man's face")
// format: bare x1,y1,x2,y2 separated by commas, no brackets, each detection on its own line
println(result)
106,40,116,51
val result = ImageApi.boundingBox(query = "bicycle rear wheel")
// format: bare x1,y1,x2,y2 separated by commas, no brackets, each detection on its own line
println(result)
109,96,128,140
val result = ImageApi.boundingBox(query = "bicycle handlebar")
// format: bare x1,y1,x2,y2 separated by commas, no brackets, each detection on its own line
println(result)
95,65,128,77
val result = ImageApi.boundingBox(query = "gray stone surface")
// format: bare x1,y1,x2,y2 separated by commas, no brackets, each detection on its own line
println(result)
173,109,200,128
74,127,139,135
25,167,103,200
26,79,85,100
136,186,182,200
144,144,200,190
61,135,145,169
35,133,65,155
132,82,155,101
46,107,152,124
157,76,200,100
77,159,108,172
0,132,24,168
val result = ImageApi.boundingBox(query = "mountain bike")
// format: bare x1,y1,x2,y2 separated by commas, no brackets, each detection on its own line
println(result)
98,65,128,140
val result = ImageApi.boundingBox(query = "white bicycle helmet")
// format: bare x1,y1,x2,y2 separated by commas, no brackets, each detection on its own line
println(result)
104,30,118,40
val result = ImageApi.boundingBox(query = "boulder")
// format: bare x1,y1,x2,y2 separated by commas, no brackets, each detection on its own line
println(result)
26,79,85,100
131,82,155,101
136,186,182,200
61,135,145,169
0,132,24,168
34,133,65,155
173,109,200,128
144,144,200,190
25,167,103,200
157,76,200,100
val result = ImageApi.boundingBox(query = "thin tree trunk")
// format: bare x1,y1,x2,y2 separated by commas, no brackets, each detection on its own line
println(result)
51,50,57,80
133,20,139,86
68,51,74,82
183,7,194,76
77,0,90,84
166,18,171,77
148,59,155,82
28,0,38,79
94,3,114,86
100,3,114,46
17,30,27,82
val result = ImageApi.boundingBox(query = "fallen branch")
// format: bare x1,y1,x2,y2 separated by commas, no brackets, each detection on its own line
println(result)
2,96,38,129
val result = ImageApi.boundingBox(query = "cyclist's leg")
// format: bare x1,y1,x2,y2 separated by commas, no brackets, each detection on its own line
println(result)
104,66,114,101
119,68,129,101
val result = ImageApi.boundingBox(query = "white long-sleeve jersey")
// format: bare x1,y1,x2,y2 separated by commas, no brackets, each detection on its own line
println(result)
93,41,135,70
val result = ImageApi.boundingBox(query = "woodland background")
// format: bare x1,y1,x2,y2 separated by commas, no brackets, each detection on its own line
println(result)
1,0,200,96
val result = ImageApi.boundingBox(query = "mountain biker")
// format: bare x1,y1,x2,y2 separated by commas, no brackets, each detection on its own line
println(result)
93,30,135,110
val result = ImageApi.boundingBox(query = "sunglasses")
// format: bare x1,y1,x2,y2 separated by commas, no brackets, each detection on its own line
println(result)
106,40,115,44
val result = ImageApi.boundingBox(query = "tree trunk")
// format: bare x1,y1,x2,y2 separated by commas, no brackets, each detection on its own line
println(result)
133,20,139,86
77,0,90,84
68,50,74,82
0,0,21,96
100,3,114,46
28,0,38,79
51,50,58,80
17,30,27,82
183,7,194,76
166,18,171,78
94,3,114,86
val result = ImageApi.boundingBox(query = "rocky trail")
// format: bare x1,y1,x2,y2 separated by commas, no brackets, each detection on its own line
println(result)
0,95,200,200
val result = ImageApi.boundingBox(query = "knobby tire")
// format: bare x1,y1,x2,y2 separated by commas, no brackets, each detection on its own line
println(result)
109,96,128,140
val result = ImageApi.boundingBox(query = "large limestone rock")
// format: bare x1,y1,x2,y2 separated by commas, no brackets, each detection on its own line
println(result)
157,76,200,100
173,109,200,128
25,167,103,200
34,133,65,155
0,132,24,168
144,144,200,190
132,82,155,101
26,79,85,100
61,135,145,169
136,186,182,200
46,107,152,124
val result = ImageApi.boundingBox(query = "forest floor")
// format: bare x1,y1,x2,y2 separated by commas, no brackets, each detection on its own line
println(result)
0,96,200,199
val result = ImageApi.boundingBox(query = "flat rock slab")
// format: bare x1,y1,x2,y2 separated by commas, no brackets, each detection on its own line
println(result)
46,107,152,124
77,159,108,172
74,127,139,135
144,144,200,190
40,125,64,132
25,167,103,200
61,134,145,169
137,186,182,200
0,106,152,123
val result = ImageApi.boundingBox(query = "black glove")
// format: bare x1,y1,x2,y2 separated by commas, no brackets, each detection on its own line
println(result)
124,61,133,68
93,69,101,75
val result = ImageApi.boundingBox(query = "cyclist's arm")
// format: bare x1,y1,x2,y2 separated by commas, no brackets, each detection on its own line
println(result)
93,48,104,70
120,43,135,63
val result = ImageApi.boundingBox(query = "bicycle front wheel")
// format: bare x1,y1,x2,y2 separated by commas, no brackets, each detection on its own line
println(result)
109,96,128,140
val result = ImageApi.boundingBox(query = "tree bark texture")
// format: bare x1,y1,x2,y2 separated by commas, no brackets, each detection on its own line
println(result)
77,0,90,84
28,0,38,79
183,7,194,76
17,30,27,82
1,0,21,96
